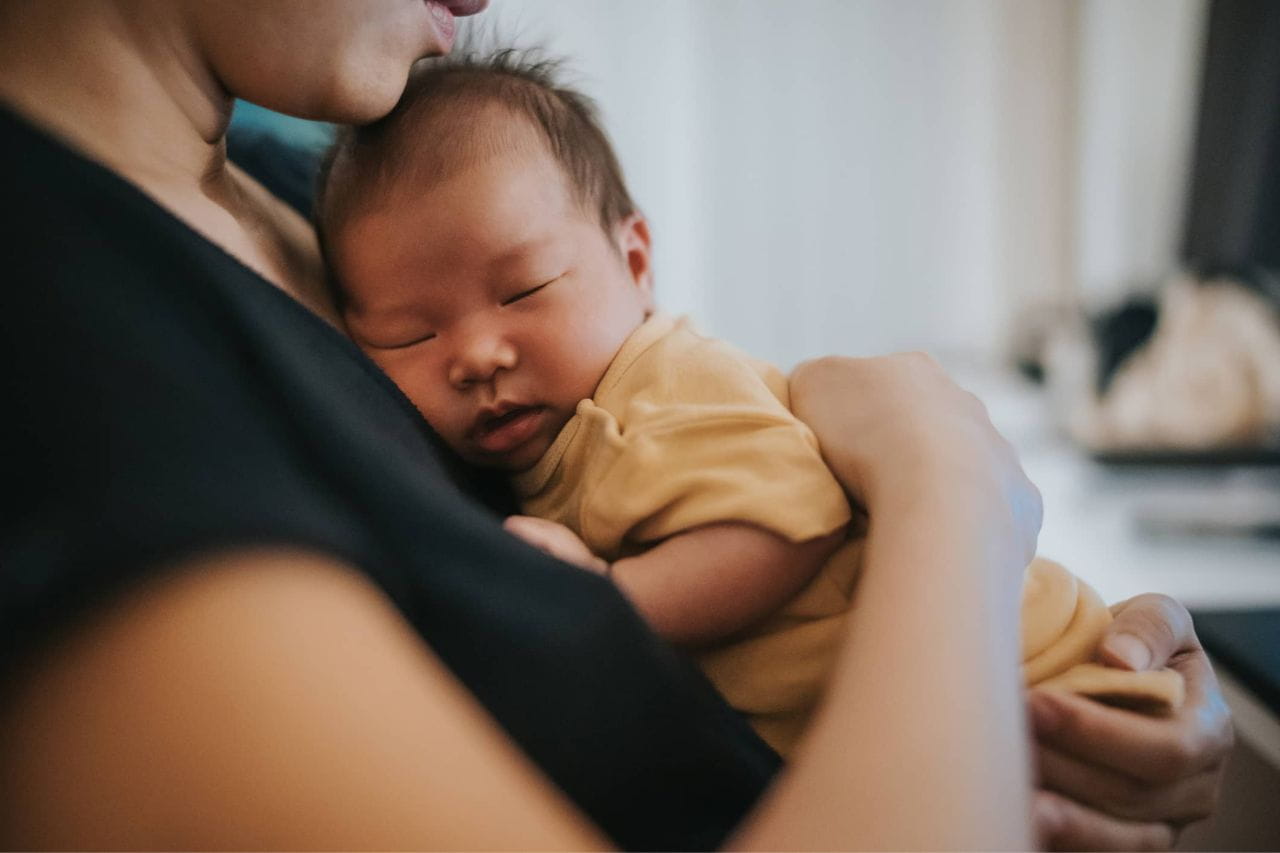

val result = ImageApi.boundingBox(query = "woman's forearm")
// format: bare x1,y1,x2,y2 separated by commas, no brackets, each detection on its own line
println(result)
733,482,1034,851
758,353,1041,849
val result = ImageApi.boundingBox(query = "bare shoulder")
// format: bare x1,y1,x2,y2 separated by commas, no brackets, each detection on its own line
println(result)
0,548,602,849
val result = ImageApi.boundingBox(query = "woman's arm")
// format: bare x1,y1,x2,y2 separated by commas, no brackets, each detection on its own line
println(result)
0,549,606,850
733,353,1039,850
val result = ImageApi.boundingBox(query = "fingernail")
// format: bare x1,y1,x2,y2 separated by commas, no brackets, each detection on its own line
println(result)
1104,632,1152,671
1029,692,1061,734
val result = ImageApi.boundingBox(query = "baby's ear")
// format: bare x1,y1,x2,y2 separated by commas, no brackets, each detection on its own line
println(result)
615,213,655,310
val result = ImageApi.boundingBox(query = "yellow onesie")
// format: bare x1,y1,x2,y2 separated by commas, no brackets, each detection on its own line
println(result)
515,313,1182,755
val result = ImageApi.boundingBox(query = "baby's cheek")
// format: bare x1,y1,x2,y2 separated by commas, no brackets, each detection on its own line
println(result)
374,359,457,439
412,393,463,441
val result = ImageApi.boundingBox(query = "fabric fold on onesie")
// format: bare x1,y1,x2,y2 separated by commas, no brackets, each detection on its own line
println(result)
1022,557,1184,713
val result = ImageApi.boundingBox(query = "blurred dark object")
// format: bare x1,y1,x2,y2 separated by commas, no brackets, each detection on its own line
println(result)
1093,445,1280,466
1189,608,1280,714
1182,0,1280,285
1044,277,1280,454
1012,296,1159,393
1015,295,1161,394
1093,297,1159,396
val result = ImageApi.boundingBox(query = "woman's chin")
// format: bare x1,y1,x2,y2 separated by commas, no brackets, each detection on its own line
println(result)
322,79,416,126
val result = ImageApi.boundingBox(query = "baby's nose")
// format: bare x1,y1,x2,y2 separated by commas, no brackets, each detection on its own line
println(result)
448,334,518,388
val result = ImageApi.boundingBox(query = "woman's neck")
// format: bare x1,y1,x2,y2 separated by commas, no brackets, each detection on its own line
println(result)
0,0,343,328
0,0,231,194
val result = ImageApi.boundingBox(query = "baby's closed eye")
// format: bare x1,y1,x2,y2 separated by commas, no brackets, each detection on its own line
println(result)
357,329,437,350
501,274,562,306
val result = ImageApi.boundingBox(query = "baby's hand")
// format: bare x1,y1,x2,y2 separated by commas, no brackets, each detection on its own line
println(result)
503,516,611,576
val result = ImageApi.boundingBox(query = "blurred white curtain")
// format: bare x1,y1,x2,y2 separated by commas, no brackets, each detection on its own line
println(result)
1075,0,1207,308
478,0,1205,368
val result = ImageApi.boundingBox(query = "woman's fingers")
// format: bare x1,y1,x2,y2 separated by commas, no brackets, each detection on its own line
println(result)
1029,593,1233,797
1028,595,1233,848
1028,687,1230,785
1033,789,1177,852
789,353,1042,563
1098,594,1196,672
1034,742,1221,825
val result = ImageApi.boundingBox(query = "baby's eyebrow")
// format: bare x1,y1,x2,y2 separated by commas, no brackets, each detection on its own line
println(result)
487,235,559,273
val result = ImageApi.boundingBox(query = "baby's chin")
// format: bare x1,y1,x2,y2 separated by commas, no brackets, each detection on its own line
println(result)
458,442,548,474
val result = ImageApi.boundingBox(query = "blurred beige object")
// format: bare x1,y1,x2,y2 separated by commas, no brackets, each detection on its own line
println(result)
1021,558,1184,714
1062,277,1280,450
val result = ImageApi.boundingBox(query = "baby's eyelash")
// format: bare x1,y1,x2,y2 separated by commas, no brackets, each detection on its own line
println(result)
382,331,437,349
502,277,557,306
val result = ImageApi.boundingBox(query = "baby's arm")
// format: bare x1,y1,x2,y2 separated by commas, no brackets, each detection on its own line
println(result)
506,515,844,648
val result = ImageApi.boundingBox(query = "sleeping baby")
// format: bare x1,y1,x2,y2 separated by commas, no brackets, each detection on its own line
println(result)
318,51,1182,755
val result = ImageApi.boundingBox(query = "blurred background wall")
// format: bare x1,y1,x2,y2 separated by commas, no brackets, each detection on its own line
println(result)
235,0,1208,369
472,0,1208,367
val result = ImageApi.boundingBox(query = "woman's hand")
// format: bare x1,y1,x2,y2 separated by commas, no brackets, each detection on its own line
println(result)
790,353,1043,567
1029,594,1234,851
504,515,611,575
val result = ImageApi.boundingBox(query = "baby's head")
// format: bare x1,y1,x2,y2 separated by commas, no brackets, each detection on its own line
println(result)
319,51,654,472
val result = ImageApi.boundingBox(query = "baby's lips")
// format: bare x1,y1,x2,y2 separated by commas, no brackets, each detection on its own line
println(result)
471,407,545,455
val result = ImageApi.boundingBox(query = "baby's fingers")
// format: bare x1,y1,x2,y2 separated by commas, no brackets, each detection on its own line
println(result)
503,515,563,551
503,516,609,575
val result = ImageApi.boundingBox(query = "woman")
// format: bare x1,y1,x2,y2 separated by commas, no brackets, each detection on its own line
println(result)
0,1,1229,848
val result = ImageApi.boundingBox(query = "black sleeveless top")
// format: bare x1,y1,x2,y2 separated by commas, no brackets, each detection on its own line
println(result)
0,105,778,850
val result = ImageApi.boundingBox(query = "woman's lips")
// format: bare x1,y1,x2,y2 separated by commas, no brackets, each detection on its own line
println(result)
440,0,489,16
424,0,457,47
472,407,546,455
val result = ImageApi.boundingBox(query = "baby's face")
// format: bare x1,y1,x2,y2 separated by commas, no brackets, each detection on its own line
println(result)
335,146,653,471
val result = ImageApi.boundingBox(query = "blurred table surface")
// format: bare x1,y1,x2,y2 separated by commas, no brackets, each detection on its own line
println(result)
961,366,1280,610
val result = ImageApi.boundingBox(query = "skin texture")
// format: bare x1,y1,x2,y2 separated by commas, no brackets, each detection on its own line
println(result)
184,0,467,124
507,514,847,648
337,127,655,472
0,1,1230,848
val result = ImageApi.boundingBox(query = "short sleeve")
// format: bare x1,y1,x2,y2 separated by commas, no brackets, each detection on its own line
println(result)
578,380,852,557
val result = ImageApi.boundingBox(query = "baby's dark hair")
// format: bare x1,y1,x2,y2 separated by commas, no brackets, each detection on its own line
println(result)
317,48,637,267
